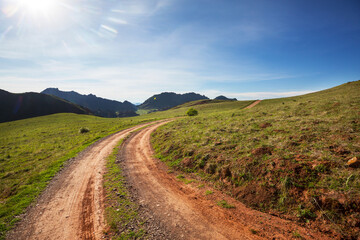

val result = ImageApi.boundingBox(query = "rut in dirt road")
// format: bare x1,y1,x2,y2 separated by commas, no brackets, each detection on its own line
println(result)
6,122,161,240
120,121,332,240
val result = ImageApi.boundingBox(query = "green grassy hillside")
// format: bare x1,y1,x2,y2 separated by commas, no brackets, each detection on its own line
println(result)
1,80,359,239
0,99,253,239
0,113,157,239
151,81,360,238
0,89,90,123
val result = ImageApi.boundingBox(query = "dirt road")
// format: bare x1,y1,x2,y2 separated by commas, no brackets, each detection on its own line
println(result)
7,121,159,240
245,100,262,109
8,118,331,240
121,121,331,240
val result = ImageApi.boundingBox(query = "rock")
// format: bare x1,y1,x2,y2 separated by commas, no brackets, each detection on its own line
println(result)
347,157,360,168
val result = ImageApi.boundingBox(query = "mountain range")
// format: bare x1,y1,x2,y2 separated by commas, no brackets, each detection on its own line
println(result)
1,88,238,123
42,88,137,118
0,89,90,123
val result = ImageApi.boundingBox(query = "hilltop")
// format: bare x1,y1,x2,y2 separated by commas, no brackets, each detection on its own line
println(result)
214,95,237,101
0,89,90,123
138,92,209,112
42,88,137,118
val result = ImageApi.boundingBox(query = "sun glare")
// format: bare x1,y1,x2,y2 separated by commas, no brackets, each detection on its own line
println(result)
20,0,59,16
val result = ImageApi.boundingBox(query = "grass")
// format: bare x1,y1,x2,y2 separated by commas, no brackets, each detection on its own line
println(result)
135,109,151,115
0,113,158,239
176,174,194,184
1,80,359,239
205,190,213,195
151,80,360,238
103,139,146,239
292,231,303,239
0,95,253,238
217,200,235,209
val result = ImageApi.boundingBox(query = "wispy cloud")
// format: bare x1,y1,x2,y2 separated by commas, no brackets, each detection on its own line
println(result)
1,0,355,103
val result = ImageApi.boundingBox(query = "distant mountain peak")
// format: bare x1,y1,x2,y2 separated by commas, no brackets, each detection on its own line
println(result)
139,92,209,111
214,95,237,101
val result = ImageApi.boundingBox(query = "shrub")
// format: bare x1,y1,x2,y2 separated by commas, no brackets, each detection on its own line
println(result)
297,205,316,220
79,127,90,133
186,108,198,116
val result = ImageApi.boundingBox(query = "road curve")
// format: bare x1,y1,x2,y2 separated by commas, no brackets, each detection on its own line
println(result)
120,121,331,240
8,119,332,240
121,121,258,239
7,121,161,240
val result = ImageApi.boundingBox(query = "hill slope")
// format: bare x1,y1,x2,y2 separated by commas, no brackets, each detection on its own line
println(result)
42,88,137,117
139,92,209,111
0,89,90,123
151,80,360,238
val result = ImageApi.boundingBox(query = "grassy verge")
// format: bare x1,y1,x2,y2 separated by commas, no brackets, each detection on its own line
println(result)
0,114,157,239
151,81,360,238
103,139,146,239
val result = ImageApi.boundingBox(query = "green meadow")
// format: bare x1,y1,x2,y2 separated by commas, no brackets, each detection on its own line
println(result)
0,98,253,239
151,81,360,238
1,81,359,239
0,113,157,239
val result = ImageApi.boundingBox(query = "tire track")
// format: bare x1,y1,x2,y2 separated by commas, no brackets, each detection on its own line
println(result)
6,121,161,240
120,121,332,240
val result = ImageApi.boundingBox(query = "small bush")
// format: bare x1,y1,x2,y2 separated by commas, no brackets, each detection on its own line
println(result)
79,127,90,133
186,108,198,116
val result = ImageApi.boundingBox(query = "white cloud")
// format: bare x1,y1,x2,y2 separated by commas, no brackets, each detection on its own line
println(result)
0,0,321,104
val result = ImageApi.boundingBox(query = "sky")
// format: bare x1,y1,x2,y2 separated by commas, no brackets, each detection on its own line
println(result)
0,0,359,103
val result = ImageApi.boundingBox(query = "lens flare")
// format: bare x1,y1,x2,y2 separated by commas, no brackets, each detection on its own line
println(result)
21,0,58,15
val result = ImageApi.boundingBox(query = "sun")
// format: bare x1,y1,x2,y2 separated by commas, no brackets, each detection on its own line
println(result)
20,0,59,16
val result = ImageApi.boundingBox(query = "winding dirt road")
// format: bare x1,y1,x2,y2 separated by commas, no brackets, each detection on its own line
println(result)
7,121,159,240
8,117,331,239
120,121,331,240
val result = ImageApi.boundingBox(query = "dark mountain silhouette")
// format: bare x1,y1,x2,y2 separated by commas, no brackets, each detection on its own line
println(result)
139,92,209,111
214,95,237,101
0,89,90,123
42,88,137,117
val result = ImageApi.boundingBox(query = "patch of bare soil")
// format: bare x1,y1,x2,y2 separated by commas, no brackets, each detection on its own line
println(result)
245,100,262,109
120,121,332,239
6,122,158,240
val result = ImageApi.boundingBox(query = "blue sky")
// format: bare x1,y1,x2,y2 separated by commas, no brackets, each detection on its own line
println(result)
0,0,359,102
